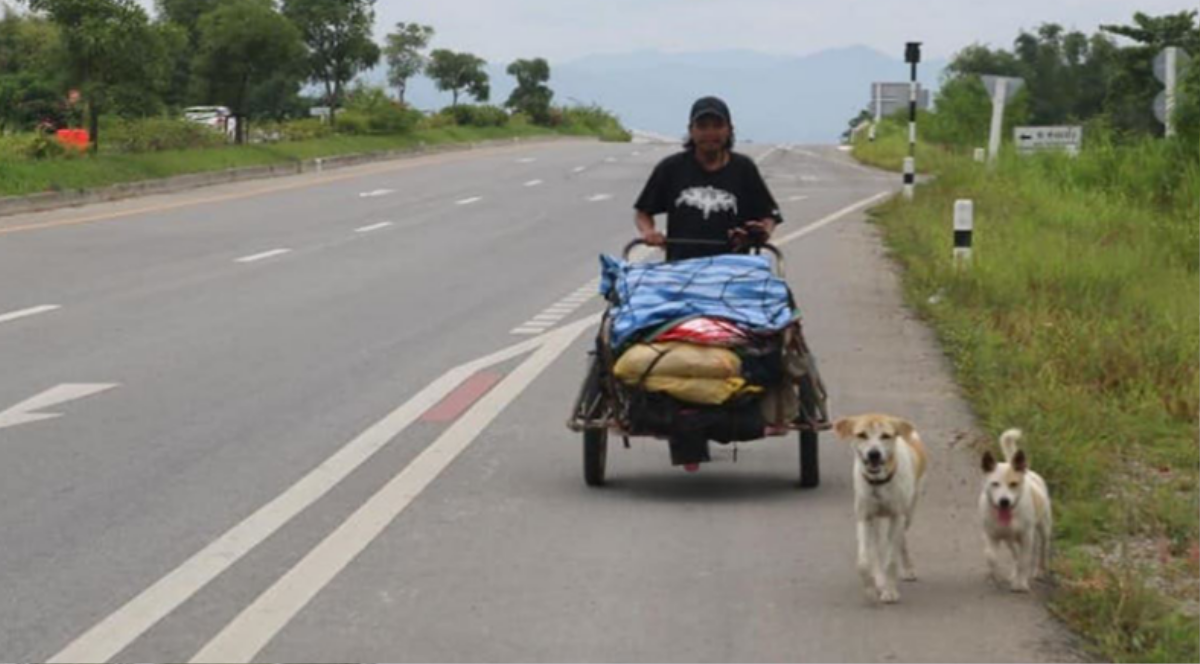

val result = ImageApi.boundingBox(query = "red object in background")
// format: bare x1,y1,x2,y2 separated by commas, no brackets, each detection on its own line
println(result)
55,129,90,151
655,317,750,346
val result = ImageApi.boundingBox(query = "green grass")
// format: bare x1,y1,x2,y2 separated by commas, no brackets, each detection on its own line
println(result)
855,122,1199,663
0,123,604,198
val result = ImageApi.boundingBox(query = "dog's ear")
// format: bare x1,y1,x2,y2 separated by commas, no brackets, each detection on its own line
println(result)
1013,449,1027,472
893,418,915,440
982,451,997,473
833,417,855,439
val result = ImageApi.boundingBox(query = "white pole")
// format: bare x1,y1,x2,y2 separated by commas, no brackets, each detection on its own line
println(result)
987,78,1008,166
974,148,986,162
903,157,915,200
870,83,880,142
954,199,974,264
1166,47,1177,138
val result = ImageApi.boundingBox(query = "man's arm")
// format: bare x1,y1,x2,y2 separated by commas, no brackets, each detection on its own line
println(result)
634,210,665,246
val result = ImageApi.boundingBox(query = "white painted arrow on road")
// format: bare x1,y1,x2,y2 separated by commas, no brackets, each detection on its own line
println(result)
0,384,119,431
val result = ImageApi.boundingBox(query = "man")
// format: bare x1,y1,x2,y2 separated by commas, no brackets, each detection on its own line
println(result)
634,96,783,261
630,97,786,470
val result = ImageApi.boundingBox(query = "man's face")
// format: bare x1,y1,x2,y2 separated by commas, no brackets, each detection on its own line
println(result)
689,114,730,155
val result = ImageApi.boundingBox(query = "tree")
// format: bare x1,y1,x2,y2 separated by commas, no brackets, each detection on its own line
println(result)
0,8,67,132
282,0,380,126
505,57,552,123
426,48,488,106
1102,10,1199,137
155,0,218,43
26,0,170,151
192,0,304,143
383,22,432,105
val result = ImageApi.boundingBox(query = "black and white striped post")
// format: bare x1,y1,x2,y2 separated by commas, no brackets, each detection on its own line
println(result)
954,199,974,264
904,42,922,200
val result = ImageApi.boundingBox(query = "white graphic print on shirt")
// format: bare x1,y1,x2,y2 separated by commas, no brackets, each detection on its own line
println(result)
675,186,738,220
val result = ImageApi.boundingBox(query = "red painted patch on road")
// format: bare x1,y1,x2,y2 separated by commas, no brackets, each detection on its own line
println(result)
419,371,505,422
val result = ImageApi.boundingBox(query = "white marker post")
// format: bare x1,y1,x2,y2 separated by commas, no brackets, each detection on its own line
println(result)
954,199,974,264
903,157,915,200
870,82,881,142
974,148,985,163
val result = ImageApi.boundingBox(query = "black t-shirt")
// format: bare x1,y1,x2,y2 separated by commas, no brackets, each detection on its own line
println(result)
634,150,783,260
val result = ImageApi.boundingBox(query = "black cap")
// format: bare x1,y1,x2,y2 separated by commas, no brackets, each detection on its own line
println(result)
690,96,731,124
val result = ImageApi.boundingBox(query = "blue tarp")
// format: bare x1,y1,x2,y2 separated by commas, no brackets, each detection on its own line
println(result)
599,253,797,349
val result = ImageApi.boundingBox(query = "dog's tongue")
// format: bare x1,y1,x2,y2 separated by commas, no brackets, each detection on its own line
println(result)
997,507,1014,526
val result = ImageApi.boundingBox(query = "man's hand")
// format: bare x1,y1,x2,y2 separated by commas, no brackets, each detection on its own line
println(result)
729,219,776,247
641,229,666,247
744,218,776,238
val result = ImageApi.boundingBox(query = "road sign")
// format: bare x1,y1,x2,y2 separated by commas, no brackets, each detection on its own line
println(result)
1014,126,1082,155
870,82,930,118
1154,47,1192,83
981,75,1025,98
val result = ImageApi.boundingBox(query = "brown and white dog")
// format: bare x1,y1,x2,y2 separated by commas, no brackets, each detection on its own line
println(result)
834,413,928,604
980,429,1053,592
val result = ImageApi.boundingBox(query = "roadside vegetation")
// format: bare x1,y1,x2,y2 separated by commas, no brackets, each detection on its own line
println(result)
850,11,1199,663
0,0,630,197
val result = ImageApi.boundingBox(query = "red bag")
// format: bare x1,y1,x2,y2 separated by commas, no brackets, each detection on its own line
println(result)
655,317,750,346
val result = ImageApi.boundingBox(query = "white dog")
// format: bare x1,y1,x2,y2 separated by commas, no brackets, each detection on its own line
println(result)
979,429,1053,592
834,413,928,604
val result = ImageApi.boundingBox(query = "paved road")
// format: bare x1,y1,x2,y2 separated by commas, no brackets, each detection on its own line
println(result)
0,139,1081,662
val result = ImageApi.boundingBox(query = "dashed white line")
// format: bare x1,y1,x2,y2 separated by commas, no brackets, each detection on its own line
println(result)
456,197,483,205
515,157,536,163
604,157,617,163
572,166,586,173
523,179,543,187
236,249,291,263
787,195,810,202
358,189,394,198
189,319,597,664
0,304,60,325
355,222,394,233
46,320,593,664
586,194,612,202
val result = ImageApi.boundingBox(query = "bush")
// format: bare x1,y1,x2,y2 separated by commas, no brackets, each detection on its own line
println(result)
440,104,509,128
558,104,631,141
278,118,331,141
103,117,228,153
342,84,422,135
333,110,370,135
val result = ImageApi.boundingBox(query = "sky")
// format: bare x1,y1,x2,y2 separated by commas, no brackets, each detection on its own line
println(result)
366,0,1196,64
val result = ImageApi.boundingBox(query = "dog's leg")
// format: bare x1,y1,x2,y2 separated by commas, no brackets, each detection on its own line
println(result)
1011,536,1033,592
983,536,1002,586
857,519,878,601
878,517,902,603
899,515,917,581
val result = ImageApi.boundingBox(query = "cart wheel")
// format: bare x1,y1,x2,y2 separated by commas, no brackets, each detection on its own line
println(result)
584,428,608,487
799,430,820,488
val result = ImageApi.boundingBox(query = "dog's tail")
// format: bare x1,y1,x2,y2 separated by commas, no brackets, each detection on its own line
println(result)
999,429,1023,461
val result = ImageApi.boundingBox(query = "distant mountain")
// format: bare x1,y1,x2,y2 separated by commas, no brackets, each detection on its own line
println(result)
362,46,947,145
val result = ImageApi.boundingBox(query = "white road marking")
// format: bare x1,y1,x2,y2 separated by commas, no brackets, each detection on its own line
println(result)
189,319,596,664
0,304,60,325
456,197,483,205
586,194,612,202
775,191,893,246
787,195,810,202
755,146,781,164
355,222,394,233
515,157,536,163
358,189,394,198
44,318,598,664
0,383,119,431
235,249,291,263
509,326,546,335
530,313,563,322
604,157,617,163
523,179,543,187
572,166,586,173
